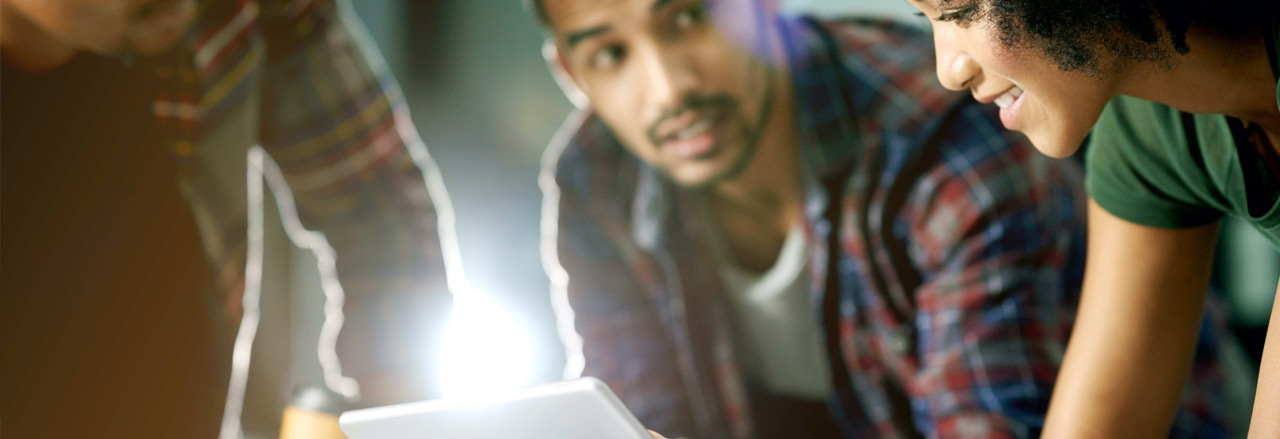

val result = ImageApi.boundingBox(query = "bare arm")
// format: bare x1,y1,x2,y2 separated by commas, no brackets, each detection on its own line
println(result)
1250,280,1280,439
1042,199,1218,439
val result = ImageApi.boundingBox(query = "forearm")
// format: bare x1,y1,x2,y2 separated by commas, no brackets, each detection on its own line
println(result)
1042,201,1218,439
1044,292,1206,438
1248,280,1280,439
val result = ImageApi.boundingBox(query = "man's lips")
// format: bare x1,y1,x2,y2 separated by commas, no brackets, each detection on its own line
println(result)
668,118,715,142
654,109,723,143
657,112,724,159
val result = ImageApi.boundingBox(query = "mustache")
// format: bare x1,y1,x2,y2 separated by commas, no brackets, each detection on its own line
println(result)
646,93,739,145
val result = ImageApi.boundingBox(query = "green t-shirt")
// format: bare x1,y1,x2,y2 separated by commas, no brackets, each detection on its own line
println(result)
1085,16,1280,248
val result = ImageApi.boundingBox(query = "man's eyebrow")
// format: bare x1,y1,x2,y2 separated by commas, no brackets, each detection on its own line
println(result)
566,25,610,49
564,0,680,49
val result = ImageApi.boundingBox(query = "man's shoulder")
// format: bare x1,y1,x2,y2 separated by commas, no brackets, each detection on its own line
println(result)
815,16,934,58
797,16,961,134
541,111,642,202
886,106,1084,270
920,101,1080,195
810,16,937,87
901,102,1084,240
796,18,1074,202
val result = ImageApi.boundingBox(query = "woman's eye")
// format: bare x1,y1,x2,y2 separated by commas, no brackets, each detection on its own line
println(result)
936,4,977,23
674,3,709,29
589,46,625,70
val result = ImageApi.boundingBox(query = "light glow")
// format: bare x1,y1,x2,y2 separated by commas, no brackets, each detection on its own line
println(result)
440,288,533,399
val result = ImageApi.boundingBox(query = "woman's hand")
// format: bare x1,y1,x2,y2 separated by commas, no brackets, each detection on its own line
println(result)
279,405,347,439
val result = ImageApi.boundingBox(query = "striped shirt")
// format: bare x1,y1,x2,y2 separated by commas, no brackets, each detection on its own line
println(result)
542,16,1238,439
137,0,452,408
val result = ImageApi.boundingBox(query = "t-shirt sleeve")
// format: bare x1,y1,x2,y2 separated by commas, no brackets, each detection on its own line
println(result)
1085,96,1225,228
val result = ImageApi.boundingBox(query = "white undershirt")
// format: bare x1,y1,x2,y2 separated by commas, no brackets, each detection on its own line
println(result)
702,205,833,400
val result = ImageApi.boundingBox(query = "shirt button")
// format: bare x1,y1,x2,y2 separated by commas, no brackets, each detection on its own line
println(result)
889,328,912,355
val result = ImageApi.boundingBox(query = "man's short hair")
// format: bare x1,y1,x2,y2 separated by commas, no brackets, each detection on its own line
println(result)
524,0,552,32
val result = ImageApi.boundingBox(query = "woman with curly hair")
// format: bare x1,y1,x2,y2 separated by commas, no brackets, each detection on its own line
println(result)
901,0,1279,437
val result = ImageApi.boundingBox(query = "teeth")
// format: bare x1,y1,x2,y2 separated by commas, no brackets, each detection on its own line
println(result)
994,94,1013,108
993,86,1024,109
674,119,712,140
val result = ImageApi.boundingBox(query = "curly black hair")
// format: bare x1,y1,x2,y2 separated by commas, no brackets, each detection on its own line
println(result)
966,0,1274,75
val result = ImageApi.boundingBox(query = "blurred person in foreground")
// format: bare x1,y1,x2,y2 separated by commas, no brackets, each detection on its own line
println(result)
0,0,454,437
530,0,1245,437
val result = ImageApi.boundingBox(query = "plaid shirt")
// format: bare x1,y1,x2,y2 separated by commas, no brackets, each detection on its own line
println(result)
542,17,1238,439
136,0,452,408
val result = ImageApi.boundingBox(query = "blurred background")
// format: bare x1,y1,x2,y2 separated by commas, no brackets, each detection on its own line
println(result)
249,0,1279,434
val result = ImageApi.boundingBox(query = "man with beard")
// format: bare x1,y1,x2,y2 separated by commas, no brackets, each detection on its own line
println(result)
0,0,454,438
531,0,1241,437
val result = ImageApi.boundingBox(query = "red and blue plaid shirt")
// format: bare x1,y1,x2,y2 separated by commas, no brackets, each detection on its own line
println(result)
542,16,1238,439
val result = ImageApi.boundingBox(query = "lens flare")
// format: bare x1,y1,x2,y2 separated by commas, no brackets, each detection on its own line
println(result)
440,288,533,399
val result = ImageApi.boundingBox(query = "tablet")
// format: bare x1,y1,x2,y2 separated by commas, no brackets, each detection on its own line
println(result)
338,377,651,439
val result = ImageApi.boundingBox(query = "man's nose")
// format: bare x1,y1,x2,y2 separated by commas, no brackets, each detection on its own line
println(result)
641,43,699,110
934,29,980,91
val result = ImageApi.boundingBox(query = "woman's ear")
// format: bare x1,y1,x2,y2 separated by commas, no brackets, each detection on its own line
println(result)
543,39,590,110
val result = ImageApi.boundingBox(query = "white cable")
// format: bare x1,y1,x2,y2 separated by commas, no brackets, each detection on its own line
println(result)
218,145,362,439
254,148,360,398
216,4,470,432
218,147,268,439
537,111,590,380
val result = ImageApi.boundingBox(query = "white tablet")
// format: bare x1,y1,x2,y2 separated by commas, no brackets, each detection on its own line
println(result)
338,377,651,439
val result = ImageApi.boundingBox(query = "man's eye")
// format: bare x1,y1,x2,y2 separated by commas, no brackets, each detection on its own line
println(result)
674,3,708,29
589,46,625,70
